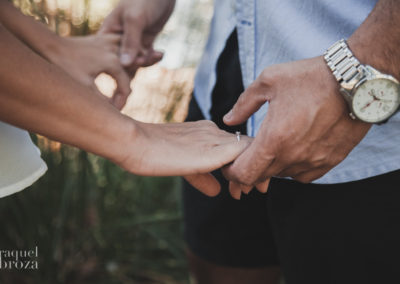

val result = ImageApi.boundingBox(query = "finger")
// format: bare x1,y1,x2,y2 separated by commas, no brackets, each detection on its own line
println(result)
89,82,106,97
106,66,132,109
134,48,151,66
222,135,275,186
124,50,163,79
223,80,269,126
122,63,138,80
99,33,122,54
100,33,122,44
240,184,253,195
256,158,286,181
140,50,164,67
134,55,147,66
110,89,130,110
210,135,253,169
277,163,308,178
292,167,331,184
142,34,158,50
256,179,270,193
98,9,123,34
184,174,221,197
110,93,126,110
228,182,242,200
119,22,145,67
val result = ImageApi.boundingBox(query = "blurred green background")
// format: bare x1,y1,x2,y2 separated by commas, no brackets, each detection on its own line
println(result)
0,0,213,283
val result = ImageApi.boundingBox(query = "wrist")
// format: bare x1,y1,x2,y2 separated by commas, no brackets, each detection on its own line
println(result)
106,116,143,170
347,38,394,77
347,4,400,81
324,38,400,124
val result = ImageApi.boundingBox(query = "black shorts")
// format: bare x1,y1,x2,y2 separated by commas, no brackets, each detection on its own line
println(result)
183,30,279,268
267,171,400,284
183,30,400,282
183,98,279,268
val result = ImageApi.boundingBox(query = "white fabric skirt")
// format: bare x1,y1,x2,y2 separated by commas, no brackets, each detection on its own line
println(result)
0,122,47,198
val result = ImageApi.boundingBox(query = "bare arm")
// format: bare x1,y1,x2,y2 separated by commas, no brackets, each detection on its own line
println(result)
0,24,251,195
0,0,61,61
348,0,400,79
0,23,133,162
0,0,134,108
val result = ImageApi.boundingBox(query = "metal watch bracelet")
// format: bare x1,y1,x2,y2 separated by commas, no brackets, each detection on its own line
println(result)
324,39,364,89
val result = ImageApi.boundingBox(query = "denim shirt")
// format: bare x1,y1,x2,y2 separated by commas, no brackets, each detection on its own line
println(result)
194,0,400,184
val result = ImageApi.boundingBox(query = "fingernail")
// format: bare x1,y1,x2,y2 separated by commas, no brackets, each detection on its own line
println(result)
120,54,132,66
224,110,233,121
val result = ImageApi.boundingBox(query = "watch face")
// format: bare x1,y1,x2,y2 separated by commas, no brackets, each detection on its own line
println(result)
352,78,400,123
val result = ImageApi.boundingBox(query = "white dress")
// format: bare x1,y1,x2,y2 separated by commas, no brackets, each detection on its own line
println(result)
0,122,47,198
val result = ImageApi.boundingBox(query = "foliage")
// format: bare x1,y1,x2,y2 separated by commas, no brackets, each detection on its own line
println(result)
1,1,216,282
0,139,189,284
12,0,116,35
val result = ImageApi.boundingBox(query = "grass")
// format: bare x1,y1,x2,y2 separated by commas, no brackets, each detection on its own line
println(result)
0,138,189,284
0,1,211,282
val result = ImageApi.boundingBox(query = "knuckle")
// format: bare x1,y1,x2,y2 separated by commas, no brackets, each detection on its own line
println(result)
227,165,251,185
289,149,306,163
235,167,257,186
237,176,254,186
309,152,329,167
105,55,120,71
123,11,141,23
255,92,268,105
260,66,280,86
269,131,286,149
260,69,273,85
199,120,217,128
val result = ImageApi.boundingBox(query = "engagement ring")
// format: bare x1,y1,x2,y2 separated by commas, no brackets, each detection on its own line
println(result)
236,131,241,142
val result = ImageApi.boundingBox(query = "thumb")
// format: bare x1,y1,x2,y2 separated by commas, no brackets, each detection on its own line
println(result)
223,81,269,126
119,22,145,67
184,174,221,197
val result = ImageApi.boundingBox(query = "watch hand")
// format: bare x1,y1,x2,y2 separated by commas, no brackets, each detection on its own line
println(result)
370,89,381,101
361,100,374,110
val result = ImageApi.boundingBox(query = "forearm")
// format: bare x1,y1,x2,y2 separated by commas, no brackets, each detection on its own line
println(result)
0,24,135,164
348,0,400,79
0,0,62,61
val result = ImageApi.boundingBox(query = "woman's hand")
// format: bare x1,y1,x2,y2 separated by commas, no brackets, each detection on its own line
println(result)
0,23,247,198
119,120,252,197
47,34,133,109
0,2,136,109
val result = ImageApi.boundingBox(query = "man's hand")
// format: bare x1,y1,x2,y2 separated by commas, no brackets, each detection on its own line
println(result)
222,57,372,197
99,0,175,72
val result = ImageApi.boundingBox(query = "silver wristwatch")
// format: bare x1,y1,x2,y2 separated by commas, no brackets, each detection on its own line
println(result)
324,39,400,124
